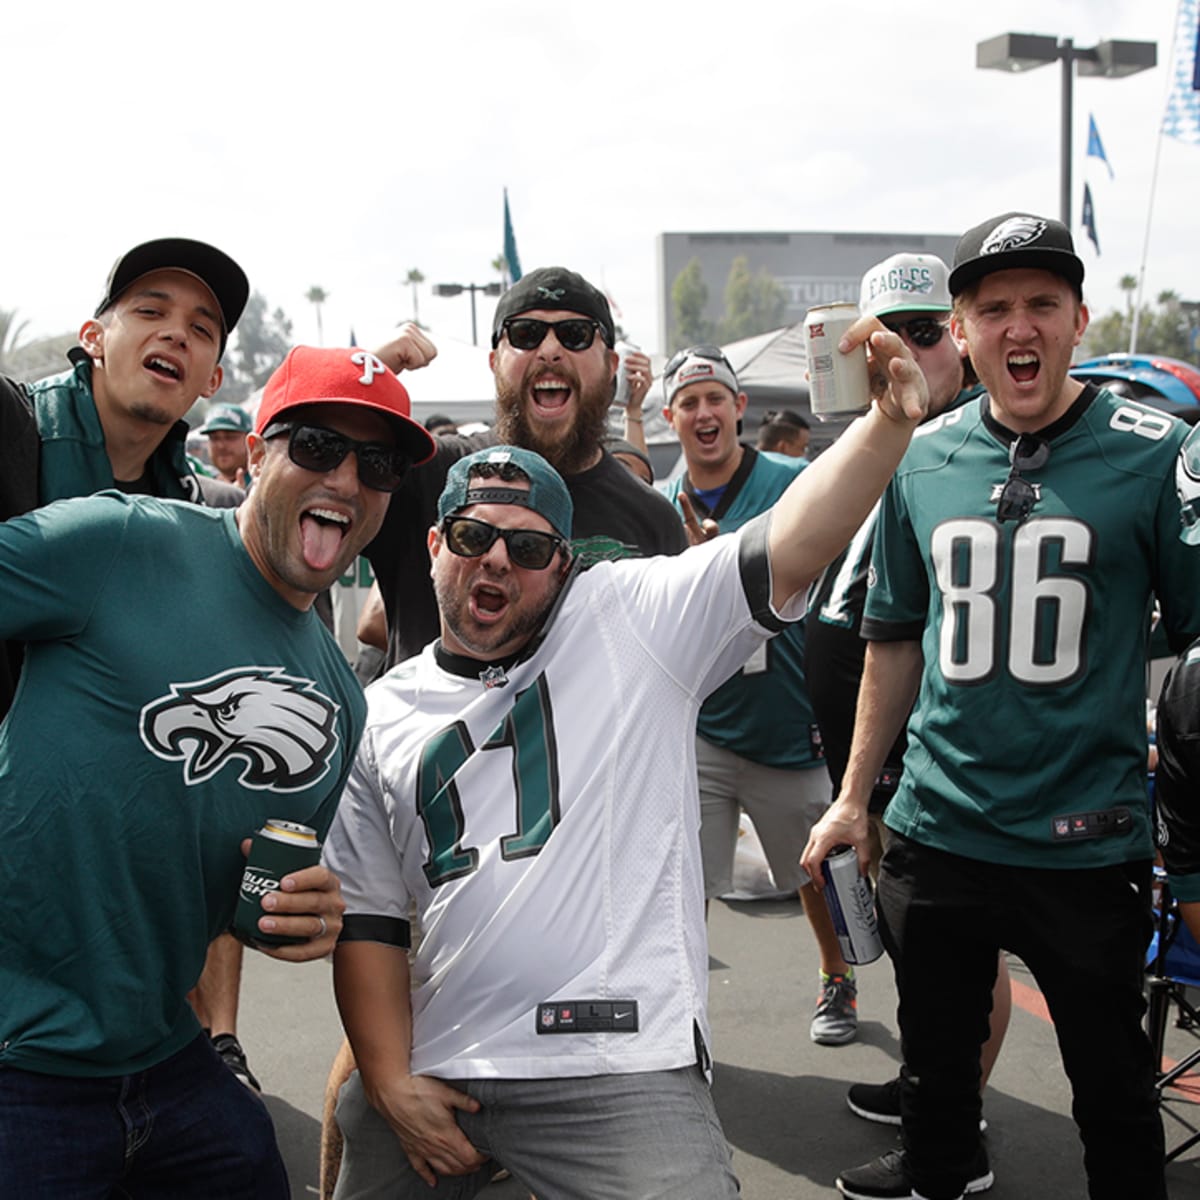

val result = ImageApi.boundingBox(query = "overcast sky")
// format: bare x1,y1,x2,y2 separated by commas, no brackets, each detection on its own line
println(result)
6,0,1196,361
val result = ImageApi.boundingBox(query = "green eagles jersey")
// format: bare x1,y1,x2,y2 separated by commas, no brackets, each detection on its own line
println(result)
864,386,1200,868
661,448,819,768
0,494,364,1076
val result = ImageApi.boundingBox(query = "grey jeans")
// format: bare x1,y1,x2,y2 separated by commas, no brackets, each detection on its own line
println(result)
333,1065,740,1199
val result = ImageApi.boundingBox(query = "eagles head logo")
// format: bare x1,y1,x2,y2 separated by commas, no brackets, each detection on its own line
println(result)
140,668,340,791
981,216,1047,255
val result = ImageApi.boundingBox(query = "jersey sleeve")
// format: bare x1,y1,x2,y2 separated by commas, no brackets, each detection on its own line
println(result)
323,727,413,948
603,513,802,701
0,493,129,642
1156,432,1200,654
862,477,927,641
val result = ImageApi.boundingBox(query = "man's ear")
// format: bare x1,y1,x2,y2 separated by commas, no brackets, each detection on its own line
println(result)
200,364,224,399
79,319,105,363
246,432,267,481
735,391,749,419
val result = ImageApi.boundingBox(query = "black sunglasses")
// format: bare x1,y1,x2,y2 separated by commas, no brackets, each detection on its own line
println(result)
500,317,607,353
663,344,735,380
881,316,950,349
263,422,410,493
441,515,566,570
996,434,1051,524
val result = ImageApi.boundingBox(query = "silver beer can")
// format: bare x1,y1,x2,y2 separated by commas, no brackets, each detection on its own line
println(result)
804,302,870,419
820,845,884,964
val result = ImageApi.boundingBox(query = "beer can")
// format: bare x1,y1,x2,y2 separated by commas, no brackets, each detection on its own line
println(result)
611,339,641,410
820,845,884,964
233,820,322,946
804,303,870,419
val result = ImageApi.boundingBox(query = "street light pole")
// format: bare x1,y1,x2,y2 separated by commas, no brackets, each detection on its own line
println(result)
432,281,505,346
976,33,1156,232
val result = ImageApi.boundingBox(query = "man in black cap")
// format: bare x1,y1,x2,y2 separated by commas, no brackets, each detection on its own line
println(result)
803,212,1200,1200
364,266,685,668
0,236,260,1087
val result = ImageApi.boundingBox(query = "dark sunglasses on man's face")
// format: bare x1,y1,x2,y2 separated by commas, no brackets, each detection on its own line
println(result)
881,316,950,349
441,515,565,570
263,422,411,492
501,317,606,353
663,344,735,381
996,434,1051,524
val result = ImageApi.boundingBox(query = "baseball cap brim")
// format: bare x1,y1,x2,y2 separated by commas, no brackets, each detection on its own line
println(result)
949,248,1084,297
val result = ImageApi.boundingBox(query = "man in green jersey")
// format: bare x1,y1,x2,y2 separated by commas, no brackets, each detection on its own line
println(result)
804,213,1200,1200
0,346,435,1198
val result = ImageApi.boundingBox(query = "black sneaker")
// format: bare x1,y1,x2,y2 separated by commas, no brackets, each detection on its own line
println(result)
836,1147,994,1200
846,1076,902,1125
211,1033,261,1093
846,1075,988,1132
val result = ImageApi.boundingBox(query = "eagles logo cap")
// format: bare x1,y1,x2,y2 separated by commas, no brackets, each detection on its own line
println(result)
949,212,1084,298
198,403,252,435
439,445,574,542
860,253,952,319
95,237,250,353
491,267,615,349
256,347,436,465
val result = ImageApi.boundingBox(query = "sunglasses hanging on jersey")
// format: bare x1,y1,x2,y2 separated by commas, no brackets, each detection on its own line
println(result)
996,434,1051,524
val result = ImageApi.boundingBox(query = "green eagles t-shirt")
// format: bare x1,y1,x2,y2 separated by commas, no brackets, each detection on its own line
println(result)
864,387,1200,869
0,493,365,1076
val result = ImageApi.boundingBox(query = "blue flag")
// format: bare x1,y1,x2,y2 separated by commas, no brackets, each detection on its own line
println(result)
503,189,522,286
1081,184,1100,255
1086,114,1114,178
1163,0,1200,144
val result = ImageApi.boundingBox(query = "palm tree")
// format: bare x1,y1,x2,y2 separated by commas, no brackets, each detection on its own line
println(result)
1119,274,1138,322
0,307,30,372
305,286,328,345
405,269,425,326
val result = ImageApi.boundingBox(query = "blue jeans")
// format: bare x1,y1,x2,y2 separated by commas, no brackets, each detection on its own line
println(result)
334,1065,740,1199
878,833,1164,1200
0,1033,289,1199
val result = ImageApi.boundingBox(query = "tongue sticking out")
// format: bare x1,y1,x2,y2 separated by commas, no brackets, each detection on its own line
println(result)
300,513,345,572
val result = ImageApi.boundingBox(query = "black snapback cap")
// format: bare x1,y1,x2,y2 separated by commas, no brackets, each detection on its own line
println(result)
949,213,1084,298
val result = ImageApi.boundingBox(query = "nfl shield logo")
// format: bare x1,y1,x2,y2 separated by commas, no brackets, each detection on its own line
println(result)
480,665,509,690
540,1006,556,1029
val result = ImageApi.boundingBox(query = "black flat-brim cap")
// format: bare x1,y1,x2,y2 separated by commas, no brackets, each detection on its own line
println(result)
95,238,250,348
949,213,1084,298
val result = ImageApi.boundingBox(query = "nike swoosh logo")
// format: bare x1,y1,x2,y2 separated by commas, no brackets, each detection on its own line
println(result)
613,1010,632,1020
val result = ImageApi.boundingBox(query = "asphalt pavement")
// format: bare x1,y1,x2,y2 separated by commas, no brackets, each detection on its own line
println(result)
241,894,1200,1199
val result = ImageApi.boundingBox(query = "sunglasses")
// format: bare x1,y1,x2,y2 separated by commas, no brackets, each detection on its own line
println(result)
663,344,735,380
996,434,1051,524
263,422,410,493
441,515,566,570
881,316,950,349
500,317,607,353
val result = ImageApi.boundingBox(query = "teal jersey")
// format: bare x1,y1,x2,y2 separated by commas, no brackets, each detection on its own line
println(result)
0,494,364,1077
661,448,819,768
865,387,1200,868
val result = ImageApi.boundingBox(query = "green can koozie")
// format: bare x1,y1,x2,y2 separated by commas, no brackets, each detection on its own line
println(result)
233,820,321,946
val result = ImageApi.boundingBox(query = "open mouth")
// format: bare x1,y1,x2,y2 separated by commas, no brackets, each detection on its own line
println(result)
470,583,510,623
300,507,350,571
531,378,572,414
144,354,182,381
695,425,720,448
1008,351,1040,384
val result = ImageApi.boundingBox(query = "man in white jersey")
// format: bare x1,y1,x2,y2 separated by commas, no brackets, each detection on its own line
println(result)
322,320,931,1198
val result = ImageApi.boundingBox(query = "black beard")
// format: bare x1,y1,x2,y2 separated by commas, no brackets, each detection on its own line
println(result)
494,377,610,477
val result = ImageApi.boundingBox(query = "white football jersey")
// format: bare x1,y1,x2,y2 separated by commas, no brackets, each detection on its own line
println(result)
324,516,803,1080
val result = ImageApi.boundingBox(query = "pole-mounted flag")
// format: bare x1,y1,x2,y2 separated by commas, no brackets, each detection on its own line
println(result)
1163,0,1200,144
503,189,522,286
1081,183,1101,255
1086,114,1115,178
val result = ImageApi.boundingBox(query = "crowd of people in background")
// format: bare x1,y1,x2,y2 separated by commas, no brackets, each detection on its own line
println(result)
2,212,1199,1200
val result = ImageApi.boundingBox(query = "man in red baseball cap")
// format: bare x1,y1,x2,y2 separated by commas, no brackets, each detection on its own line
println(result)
0,346,429,1200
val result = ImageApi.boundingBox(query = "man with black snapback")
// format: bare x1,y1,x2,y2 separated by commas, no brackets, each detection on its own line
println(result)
366,266,686,669
804,212,1200,1200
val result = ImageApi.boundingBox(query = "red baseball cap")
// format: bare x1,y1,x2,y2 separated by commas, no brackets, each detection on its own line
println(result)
256,346,436,465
